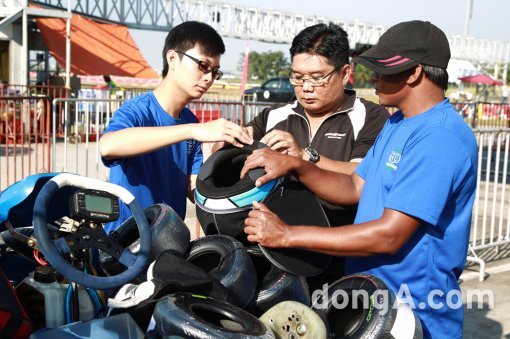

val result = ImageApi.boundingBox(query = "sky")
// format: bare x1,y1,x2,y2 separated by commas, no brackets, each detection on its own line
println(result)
129,0,510,74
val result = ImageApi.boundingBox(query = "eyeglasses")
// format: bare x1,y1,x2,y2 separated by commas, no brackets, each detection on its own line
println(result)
289,67,339,87
175,50,223,80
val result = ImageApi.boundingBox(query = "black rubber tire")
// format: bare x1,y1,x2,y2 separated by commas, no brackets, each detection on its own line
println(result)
153,292,274,338
100,203,190,280
311,274,423,338
247,246,310,317
185,235,257,308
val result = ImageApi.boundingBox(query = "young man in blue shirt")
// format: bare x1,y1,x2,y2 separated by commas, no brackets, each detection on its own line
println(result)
99,21,252,233
241,20,477,338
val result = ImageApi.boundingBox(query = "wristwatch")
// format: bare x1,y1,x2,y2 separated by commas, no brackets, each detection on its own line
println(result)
305,146,320,163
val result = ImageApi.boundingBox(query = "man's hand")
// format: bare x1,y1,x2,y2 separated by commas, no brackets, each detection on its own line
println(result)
192,118,253,147
246,126,255,140
240,148,300,186
244,201,289,247
211,126,256,153
261,130,304,158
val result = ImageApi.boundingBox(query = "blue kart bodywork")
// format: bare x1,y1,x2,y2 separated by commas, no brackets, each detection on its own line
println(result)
0,173,77,231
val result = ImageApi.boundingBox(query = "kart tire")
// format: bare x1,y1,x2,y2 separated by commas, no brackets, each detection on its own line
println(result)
100,203,190,280
247,246,310,317
153,293,274,338
311,274,422,339
185,235,257,308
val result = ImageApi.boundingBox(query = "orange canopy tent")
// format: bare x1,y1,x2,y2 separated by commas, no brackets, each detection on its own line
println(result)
35,7,159,79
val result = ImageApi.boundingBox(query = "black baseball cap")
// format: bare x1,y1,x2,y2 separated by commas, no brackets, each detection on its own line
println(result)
353,20,450,75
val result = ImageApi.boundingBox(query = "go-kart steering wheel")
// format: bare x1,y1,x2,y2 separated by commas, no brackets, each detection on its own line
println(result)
33,173,151,290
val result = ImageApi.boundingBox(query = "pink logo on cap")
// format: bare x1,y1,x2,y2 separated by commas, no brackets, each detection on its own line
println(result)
377,55,411,67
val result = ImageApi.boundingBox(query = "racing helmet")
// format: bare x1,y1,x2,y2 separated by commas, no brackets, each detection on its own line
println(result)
195,142,281,244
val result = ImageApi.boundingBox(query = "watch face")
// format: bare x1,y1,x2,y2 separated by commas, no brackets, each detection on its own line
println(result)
306,147,319,163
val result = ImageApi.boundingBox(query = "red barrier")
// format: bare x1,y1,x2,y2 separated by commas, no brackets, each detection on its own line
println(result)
0,97,51,190
194,109,222,123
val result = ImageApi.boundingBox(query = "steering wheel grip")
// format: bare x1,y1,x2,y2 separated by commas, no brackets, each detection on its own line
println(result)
33,173,151,290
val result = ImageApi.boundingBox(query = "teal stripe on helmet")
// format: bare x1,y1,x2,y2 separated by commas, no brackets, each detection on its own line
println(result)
230,179,277,207
195,190,206,205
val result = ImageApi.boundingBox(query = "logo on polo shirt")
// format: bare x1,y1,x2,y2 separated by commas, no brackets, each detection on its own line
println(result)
188,139,198,155
325,132,346,140
386,149,401,170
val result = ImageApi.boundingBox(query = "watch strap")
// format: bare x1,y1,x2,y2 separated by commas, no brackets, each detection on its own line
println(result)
305,146,320,163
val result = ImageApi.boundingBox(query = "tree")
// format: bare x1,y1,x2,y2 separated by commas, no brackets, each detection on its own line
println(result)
353,63,374,88
238,50,290,80
503,63,509,85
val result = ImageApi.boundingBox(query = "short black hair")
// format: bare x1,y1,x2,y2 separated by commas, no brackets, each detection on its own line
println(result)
422,65,449,91
289,23,350,68
161,21,225,77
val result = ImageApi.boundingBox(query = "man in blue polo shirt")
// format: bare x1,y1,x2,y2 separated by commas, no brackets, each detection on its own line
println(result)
100,21,252,233
240,20,477,338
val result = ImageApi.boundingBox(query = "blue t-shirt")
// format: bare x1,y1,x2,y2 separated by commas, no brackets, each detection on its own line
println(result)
351,99,477,339
101,92,203,233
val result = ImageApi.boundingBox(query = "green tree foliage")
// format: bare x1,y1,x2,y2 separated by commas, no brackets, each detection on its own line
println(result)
353,63,374,88
503,63,509,85
238,51,290,80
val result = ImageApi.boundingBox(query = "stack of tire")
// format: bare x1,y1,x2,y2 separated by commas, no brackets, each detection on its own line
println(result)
100,204,422,338
156,234,423,338
152,234,311,338
99,203,311,337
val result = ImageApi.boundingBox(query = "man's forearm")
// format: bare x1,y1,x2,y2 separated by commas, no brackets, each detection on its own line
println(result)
293,160,360,205
100,125,193,159
283,210,420,256
313,155,359,175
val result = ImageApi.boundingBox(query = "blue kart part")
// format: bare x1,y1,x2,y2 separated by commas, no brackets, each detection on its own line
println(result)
31,173,152,290
0,173,59,229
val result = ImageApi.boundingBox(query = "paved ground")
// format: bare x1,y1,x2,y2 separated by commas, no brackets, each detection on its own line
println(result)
461,256,510,338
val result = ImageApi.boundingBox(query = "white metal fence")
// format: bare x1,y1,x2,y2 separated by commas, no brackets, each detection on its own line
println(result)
468,129,510,280
44,99,510,281
49,97,268,175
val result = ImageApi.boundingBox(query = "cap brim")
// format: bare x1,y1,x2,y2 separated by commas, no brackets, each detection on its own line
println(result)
353,45,418,75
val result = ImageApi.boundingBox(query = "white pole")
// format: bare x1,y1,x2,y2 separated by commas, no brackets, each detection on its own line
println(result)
65,0,71,89
463,0,473,36
21,4,28,86
504,44,510,84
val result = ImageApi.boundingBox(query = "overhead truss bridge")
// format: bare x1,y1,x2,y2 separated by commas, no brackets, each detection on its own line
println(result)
20,0,510,65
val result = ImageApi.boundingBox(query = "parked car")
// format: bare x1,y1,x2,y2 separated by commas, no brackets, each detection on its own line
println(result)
243,77,295,103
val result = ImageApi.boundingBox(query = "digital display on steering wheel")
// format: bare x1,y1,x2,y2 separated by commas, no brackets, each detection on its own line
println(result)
85,195,113,213
69,189,120,222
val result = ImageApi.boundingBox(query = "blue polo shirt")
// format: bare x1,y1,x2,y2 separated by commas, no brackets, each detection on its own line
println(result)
101,92,203,233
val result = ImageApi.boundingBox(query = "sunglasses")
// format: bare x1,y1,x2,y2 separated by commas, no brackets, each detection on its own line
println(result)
175,51,223,80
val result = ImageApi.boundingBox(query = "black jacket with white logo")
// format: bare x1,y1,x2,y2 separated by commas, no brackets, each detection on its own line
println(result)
248,90,388,163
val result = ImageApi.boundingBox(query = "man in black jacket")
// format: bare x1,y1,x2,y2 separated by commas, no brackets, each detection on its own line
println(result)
246,23,389,287
247,23,388,226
